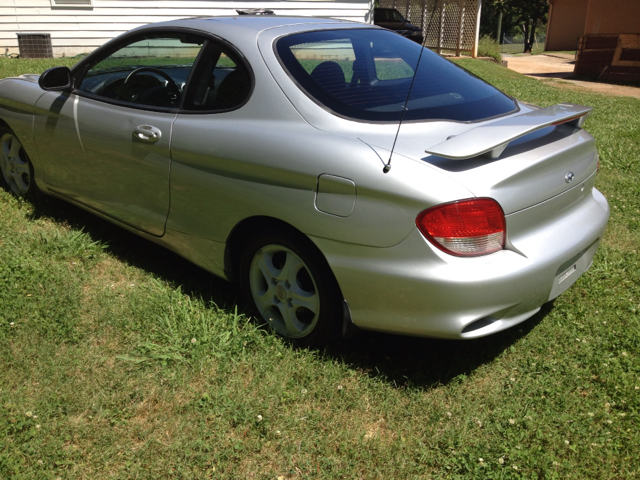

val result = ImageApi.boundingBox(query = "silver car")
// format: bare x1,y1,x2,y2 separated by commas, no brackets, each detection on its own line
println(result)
0,16,609,345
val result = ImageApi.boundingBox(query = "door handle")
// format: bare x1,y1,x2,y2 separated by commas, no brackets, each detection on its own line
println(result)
133,125,162,143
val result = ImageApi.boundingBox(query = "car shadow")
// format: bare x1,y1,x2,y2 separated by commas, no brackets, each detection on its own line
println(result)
326,303,552,390
25,192,552,391
27,193,238,309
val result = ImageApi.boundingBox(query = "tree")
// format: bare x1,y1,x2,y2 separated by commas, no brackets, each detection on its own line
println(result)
507,0,549,53
481,0,549,53
480,0,518,41
506,0,549,53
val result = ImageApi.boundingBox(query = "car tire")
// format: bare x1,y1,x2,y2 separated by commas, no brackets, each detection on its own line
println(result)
0,127,37,197
239,231,343,347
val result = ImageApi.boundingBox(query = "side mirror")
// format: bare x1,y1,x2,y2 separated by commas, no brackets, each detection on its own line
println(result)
38,66,72,91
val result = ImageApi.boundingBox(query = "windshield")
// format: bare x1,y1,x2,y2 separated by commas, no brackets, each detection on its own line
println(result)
276,29,517,123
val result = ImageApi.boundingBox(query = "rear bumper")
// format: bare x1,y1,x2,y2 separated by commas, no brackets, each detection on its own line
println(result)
311,186,609,339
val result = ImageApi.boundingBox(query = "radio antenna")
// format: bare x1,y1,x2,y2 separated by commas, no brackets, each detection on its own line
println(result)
384,0,441,173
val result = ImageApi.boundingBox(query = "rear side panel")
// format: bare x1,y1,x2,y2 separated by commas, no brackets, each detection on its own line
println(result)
313,178,608,339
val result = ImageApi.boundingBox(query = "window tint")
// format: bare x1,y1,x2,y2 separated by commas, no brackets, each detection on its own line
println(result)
181,43,252,112
77,33,204,109
276,29,517,123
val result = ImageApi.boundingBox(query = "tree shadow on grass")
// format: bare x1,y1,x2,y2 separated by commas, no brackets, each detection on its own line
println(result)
26,192,553,391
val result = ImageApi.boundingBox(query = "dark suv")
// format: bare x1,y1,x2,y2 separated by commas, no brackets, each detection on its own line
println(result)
373,8,424,44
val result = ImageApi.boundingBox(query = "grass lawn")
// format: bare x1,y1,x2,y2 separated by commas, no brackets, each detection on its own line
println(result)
1,58,639,479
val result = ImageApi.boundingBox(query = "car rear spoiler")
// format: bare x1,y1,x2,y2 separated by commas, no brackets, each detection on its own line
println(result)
424,103,592,160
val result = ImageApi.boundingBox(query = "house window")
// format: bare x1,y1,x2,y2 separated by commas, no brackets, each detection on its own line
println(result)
51,0,93,6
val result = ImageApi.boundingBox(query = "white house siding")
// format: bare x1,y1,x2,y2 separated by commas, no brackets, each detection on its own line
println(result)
1,0,374,57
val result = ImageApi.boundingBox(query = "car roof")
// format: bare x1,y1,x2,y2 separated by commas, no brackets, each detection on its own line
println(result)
136,15,364,35
72,15,377,76
124,16,373,50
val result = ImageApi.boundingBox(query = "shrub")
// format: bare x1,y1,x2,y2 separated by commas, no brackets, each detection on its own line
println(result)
477,35,502,62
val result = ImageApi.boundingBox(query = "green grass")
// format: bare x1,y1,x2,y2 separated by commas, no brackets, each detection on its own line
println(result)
0,58,79,78
1,58,639,479
501,44,546,55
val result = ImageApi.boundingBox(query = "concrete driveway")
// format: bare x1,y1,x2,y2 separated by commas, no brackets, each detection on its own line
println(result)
504,53,640,99
505,53,576,78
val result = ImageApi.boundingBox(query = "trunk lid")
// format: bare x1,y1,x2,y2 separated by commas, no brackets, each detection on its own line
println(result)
392,103,598,215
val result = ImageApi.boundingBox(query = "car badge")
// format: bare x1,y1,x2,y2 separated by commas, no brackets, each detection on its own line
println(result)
565,172,575,183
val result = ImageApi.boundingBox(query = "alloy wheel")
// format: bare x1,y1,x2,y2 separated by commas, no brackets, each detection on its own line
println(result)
0,132,32,196
248,244,321,339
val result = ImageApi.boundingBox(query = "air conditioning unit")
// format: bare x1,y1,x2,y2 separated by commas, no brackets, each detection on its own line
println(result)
17,33,53,58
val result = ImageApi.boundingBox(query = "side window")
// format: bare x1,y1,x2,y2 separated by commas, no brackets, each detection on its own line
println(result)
289,39,356,84
77,33,204,109
182,43,252,112
373,48,414,81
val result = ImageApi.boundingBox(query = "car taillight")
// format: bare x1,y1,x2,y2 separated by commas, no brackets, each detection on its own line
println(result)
416,198,506,256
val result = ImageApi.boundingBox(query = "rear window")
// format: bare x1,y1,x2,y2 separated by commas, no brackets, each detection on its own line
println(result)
374,9,406,22
276,29,517,123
